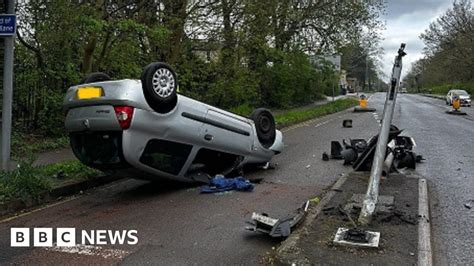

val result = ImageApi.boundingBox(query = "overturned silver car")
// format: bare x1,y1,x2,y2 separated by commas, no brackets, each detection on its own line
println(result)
63,62,283,182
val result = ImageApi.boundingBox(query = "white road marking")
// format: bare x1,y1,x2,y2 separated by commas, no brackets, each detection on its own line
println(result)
0,195,83,224
45,244,130,260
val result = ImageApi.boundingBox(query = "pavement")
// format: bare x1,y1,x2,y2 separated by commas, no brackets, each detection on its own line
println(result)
0,93,472,265
275,172,420,265
33,148,75,166
272,94,348,116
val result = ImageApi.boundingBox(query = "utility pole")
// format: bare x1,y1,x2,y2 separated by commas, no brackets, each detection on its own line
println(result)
1,0,16,170
358,44,406,225
364,54,369,92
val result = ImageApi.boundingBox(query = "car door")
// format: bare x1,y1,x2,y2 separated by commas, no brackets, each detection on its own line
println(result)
200,108,253,156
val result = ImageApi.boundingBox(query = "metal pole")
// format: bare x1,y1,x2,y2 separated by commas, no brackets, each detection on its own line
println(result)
1,0,16,170
358,44,406,225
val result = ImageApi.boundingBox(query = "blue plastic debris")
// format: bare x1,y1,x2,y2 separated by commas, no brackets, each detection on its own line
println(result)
201,175,254,193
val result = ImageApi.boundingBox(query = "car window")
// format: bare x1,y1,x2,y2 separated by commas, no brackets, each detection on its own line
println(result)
453,90,468,95
186,148,242,177
140,139,192,175
70,131,128,168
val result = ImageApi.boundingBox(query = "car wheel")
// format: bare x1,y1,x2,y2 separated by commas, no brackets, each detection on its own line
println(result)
250,108,276,149
79,72,111,84
141,62,178,113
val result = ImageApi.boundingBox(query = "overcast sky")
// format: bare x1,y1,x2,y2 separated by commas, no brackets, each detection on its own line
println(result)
380,0,453,78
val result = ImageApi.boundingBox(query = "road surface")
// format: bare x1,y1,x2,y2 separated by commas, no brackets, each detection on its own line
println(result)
0,93,472,265
371,93,473,265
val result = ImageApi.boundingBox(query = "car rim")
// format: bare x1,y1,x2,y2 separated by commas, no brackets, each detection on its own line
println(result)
152,68,175,98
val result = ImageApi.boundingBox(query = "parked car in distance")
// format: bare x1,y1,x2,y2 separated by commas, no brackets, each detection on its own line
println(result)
400,88,408,93
63,62,284,183
446,89,471,107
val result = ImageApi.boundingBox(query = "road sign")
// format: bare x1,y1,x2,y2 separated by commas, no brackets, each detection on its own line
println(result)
0,14,16,36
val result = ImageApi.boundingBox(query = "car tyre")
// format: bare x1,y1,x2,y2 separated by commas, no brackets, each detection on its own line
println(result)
79,72,111,84
141,62,178,113
250,108,276,149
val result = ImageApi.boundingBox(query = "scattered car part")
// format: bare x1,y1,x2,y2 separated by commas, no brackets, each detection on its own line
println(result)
353,125,402,171
415,155,425,163
245,201,309,238
333,227,380,248
322,152,329,161
331,141,344,159
394,151,417,169
382,150,395,176
341,148,358,165
392,136,419,169
351,139,368,153
464,200,473,209
342,119,352,128
342,139,352,149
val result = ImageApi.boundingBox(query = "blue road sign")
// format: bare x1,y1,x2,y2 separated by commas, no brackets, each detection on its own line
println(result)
0,14,16,36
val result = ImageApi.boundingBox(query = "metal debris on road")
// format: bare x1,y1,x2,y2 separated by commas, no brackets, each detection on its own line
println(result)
341,148,358,165
333,227,380,248
343,119,353,128
331,141,344,159
322,152,330,161
464,200,473,209
245,201,309,238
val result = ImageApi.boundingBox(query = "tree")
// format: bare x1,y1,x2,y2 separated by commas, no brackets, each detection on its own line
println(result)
418,0,474,85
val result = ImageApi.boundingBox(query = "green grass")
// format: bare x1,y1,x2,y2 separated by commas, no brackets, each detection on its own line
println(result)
421,83,474,96
11,133,69,158
0,159,101,206
275,98,359,128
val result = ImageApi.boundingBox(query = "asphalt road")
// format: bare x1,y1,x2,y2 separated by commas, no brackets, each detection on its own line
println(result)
0,99,380,265
0,93,472,265
369,93,474,265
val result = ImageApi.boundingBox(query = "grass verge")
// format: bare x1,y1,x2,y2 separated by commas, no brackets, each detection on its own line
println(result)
0,158,101,206
11,132,69,158
418,83,474,95
275,98,358,128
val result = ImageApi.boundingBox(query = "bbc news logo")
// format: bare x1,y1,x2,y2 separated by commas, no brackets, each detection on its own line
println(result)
11,228,138,247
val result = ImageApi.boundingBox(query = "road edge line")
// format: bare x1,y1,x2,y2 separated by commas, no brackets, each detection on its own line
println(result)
276,173,348,261
418,178,433,266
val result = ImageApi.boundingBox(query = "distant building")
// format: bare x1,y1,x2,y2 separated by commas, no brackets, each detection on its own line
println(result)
191,39,221,63
347,77,359,93
309,54,341,72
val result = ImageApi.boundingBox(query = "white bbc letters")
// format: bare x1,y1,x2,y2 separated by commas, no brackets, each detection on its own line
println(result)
10,228,30,247
33,228,53,247
56,228,76,247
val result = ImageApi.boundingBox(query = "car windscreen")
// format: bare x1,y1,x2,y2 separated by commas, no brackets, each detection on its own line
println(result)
453,90,468,96
70,131,128,168
139,139,192,175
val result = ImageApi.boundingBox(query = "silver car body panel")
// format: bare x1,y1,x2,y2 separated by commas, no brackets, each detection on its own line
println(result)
64,79,283,182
